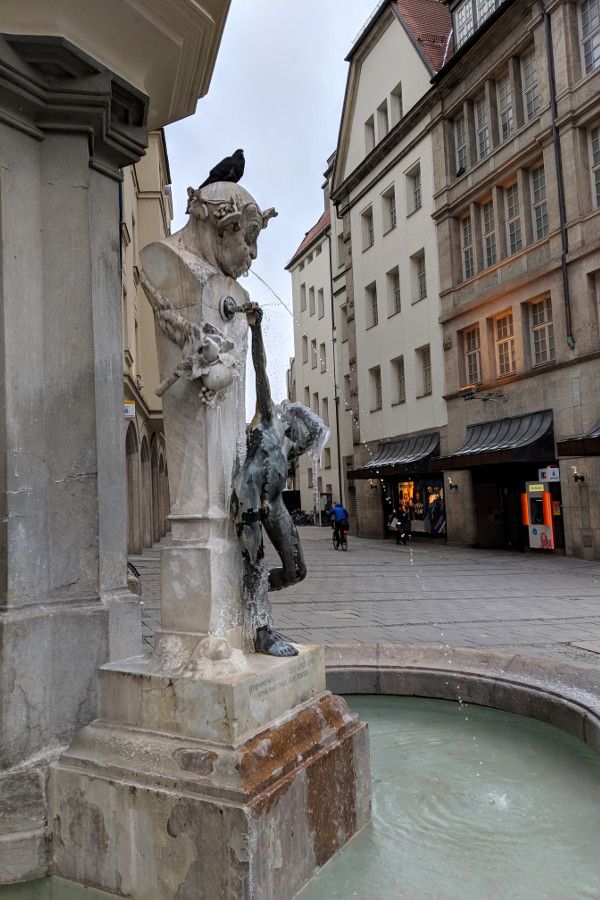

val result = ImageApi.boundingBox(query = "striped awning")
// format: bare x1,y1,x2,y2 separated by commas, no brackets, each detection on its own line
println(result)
351,432,440,478
441,410,555,469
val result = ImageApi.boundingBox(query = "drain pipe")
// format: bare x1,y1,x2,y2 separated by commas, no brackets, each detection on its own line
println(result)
327,231,345,505
538,0,575,349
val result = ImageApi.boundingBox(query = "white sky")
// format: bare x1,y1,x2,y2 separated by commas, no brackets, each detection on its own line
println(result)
165,0,372,413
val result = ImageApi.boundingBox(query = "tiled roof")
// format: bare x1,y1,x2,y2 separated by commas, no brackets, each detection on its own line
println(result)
286,208,331,270
394,0,453,72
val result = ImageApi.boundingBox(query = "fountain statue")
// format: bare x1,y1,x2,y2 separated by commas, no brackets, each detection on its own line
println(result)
50,176,370,899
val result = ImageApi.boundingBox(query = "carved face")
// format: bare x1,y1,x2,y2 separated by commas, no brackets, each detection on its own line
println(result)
215,214,261,279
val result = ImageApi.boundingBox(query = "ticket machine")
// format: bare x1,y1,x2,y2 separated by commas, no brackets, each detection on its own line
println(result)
522,481,555,549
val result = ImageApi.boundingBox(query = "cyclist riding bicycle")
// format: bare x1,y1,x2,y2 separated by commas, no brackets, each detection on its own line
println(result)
328,501,350,543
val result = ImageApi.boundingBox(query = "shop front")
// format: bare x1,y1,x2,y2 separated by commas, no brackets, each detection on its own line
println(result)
441,410,564,552
348,431,446,539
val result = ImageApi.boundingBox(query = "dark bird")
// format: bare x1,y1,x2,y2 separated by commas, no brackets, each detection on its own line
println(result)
199,149,245,188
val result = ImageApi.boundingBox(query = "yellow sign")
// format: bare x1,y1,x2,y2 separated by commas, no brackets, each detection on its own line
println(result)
528,483,545,493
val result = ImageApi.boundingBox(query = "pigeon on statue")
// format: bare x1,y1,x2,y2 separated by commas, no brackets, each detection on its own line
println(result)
199,149,245,189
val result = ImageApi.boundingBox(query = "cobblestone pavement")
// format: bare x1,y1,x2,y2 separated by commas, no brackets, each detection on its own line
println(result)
131,527,600,667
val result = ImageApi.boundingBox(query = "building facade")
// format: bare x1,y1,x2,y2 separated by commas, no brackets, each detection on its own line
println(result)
287,202,344,514
122,130,172,553
432,0,600,558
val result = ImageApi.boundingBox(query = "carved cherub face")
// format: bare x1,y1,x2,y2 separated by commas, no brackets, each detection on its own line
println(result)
215,209,261,279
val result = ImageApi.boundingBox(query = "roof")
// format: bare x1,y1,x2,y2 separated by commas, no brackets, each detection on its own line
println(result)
441,410,555,469
453,410,553,456
557,418,600,457
350,432,440,478
286,208,331,270
393,0,453,73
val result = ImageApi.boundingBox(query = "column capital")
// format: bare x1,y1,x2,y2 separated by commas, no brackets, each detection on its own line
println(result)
0,34,148,176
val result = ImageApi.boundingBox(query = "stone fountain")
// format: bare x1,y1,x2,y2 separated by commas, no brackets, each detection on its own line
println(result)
49,179,371,899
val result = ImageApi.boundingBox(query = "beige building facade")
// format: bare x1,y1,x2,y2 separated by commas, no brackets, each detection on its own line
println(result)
432,0,600,559
329,0,452,538
122,130,173,553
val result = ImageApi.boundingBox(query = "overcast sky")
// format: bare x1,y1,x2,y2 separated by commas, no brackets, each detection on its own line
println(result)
165,0,372,412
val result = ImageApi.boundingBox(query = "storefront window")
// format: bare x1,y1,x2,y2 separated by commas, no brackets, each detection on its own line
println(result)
395,478,446,534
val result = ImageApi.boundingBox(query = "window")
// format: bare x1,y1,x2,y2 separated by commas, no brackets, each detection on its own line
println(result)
321,397,329,426
531,166,549,239
344,374,351,406
323,448,331,469
377,100,389,140
475,96,490,159
455,0,474,46
455,114,467,172
317,288,325,319
304,386,310,406
365,115,375,153
391,356,406,404
482,199,497,267
591,125,600,206
308,467,313,490
407,164,422,213
310,339,317,369
412,251,427,302
417,345,432,396
341,304,348,342
494,311,516,376
366,282,378,328
530,297,555,365
369,366,382,411
454,0,501,48
391,83,403,125
312,391,319,414
497,71,514,141
464,325,482,384
315,243,322,256
300,283,306,312
319,342,326,372
521,48,540,121
302,334,308,364
337,232,345,267
309,286,315,316
462,214,474,279
387,267,401,316
581,0,600,75
382,186,397,231
505,183,522,254
362,207,374,250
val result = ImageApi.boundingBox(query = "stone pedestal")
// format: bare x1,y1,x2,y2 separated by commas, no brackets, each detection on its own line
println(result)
50,647,371,899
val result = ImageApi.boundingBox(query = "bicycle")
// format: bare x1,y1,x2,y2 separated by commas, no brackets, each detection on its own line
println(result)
332,526,348,551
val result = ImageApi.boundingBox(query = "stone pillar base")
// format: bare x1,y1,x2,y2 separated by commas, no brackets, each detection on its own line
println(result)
50,647,371,898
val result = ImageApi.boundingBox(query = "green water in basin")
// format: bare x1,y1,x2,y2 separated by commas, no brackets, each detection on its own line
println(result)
300,695,600,900
3,696,600,899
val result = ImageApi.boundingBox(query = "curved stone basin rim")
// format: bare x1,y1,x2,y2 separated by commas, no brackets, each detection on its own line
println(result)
324,644,600,755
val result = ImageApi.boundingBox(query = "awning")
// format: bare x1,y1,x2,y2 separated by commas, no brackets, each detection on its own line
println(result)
557,419,600,457
349,432,439,479
440,410,555,470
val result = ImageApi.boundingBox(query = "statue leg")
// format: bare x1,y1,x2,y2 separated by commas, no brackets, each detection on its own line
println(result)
263,498,306,591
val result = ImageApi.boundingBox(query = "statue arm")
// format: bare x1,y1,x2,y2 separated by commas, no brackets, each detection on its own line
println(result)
246,305,272,424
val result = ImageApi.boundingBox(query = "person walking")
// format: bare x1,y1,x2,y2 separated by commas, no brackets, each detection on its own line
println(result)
328,501,350,544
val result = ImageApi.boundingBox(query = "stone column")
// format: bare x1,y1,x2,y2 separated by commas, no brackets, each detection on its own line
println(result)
0,35,148,883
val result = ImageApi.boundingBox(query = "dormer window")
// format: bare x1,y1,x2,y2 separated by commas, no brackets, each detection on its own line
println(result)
453,0,504,48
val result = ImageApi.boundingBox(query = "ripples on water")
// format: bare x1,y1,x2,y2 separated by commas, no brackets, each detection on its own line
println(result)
299,695,600,900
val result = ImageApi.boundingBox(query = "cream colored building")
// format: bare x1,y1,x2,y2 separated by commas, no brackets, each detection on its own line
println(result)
329,0,452,538
122,130,173,553
432,0,600,559
287,203,344,513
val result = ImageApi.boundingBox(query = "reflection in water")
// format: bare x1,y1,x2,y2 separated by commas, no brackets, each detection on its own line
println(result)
300,695,600,900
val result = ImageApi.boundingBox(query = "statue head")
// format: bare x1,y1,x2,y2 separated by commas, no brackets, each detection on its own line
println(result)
277,400,330,463
184,181,277,279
